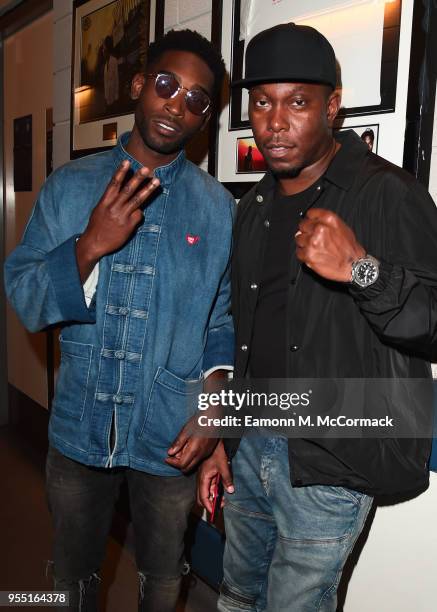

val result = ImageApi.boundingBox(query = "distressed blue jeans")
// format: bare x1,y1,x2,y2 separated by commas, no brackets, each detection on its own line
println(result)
46,446,195,611
219,436,373,612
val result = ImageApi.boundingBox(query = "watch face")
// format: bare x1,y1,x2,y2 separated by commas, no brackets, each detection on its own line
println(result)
356,261,378,286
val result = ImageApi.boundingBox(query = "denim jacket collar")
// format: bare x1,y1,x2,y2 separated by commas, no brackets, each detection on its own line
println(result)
112,131,186,188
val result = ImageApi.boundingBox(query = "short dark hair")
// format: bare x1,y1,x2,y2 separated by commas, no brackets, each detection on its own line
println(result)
146,29,226,96
361,129,375,142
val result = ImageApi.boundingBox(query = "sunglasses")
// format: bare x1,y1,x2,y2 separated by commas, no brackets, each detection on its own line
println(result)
147,71,211,116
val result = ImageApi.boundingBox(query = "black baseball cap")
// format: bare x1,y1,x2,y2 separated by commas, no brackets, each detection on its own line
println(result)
232,22,337,90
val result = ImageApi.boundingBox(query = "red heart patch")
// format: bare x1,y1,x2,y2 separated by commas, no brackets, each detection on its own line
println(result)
186,234,200,245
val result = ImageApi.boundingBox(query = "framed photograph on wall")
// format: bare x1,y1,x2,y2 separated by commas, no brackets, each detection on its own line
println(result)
337,124,380,154
213,0,420,197
236,137,267,174
71,0,153,157
228,0,402,130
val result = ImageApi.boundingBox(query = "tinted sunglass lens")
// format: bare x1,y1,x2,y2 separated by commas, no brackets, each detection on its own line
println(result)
186,89,210,115
153,73,210,115
155,73,179,99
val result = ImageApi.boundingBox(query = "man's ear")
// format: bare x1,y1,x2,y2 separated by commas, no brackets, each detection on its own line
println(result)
327,89,341,126
131,73,145,100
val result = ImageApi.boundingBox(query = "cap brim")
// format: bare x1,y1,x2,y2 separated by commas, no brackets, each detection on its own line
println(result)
231,76,336,89
231,76,285,88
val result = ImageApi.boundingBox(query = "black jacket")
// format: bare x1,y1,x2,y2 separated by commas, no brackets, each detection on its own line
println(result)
226,130,437,496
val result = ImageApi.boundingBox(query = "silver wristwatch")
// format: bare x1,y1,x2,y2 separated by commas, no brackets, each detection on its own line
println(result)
350,255,380,288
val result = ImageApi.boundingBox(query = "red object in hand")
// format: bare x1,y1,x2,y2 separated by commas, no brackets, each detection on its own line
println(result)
208,474,223,524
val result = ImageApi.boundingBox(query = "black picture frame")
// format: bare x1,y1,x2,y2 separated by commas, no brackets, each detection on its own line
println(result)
209,0,256,197
336,124,380,155
403,0,437,186
13,114,32,192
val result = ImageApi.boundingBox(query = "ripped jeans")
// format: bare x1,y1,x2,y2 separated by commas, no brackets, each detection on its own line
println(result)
46,446,196,611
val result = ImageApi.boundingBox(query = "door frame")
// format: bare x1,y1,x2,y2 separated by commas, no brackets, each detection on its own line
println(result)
0,0,53,425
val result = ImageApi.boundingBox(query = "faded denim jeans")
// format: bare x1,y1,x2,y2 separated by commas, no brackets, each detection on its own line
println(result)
46,446,196,612
219,435,373,612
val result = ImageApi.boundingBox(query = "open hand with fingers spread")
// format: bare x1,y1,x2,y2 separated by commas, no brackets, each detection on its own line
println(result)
76,160,160,282
295,208,366,282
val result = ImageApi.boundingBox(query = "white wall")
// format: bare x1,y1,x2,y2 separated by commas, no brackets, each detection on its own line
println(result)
345,473,437,611
52,0,73,169
163,0,211,37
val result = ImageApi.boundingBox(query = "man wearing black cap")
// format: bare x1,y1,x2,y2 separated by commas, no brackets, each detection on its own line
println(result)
198,23,437,611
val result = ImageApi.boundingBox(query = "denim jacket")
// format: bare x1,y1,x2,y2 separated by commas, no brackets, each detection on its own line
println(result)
5,132,235,475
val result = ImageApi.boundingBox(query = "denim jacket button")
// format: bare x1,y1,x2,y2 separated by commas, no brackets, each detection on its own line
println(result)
113,395,123,404
119,307,129,315
115,351,125,360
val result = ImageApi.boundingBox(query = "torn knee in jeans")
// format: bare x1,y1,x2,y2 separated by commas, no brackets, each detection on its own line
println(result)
181,561,190,576
48,566,101,611
138,572,146,601
52,572,101,588
138,567,186,602
76,574,101,609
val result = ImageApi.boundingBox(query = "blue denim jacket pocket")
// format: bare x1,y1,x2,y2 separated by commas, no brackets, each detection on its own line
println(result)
52,337,93,421
139,366,203,449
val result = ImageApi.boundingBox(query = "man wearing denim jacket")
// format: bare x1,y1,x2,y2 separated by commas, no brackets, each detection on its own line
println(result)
5,30,234,611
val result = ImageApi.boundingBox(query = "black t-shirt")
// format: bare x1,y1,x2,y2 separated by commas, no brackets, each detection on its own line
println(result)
250,183,317,378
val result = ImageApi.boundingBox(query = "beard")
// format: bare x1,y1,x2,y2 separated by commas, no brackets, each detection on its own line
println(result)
258,144,304,179
271,165,303,179
134,107,191,155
